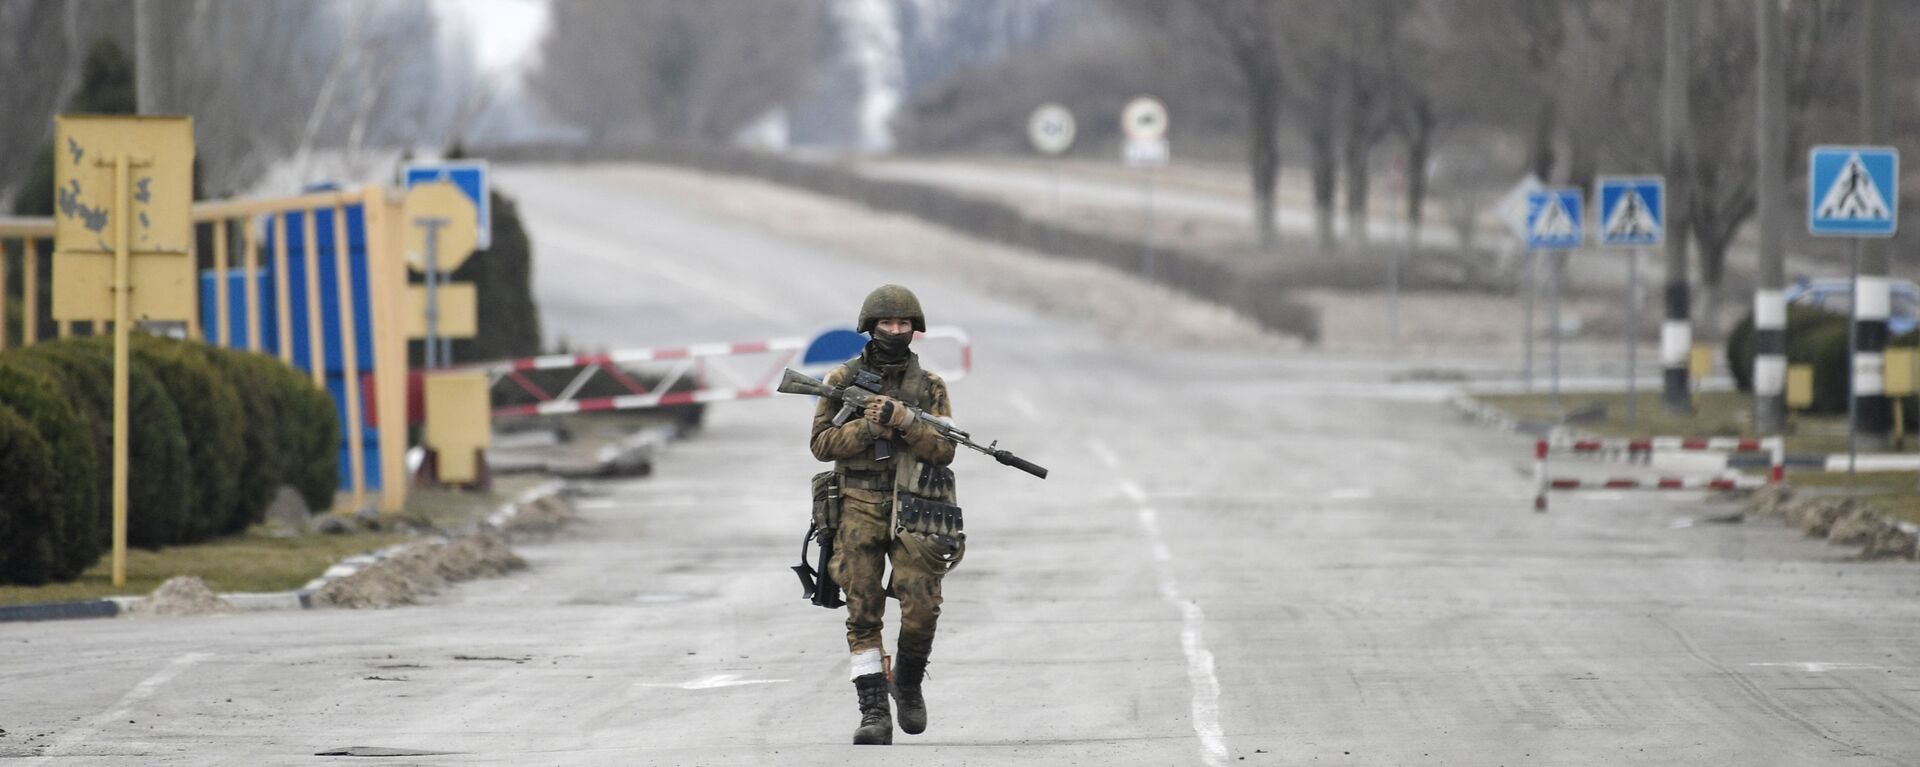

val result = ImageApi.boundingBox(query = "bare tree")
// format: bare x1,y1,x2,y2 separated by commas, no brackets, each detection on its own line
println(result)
530,2,826,144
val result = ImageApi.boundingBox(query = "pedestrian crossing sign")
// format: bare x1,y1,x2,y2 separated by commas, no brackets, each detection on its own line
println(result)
1595,176,1664,247
1525,188,1583,250
1809,146,1898,237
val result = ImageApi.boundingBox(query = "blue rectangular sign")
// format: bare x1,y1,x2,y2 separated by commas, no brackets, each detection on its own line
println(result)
1809,146,1898,237
1525,188,1583,250
1595,176,1664,248
404,160,493,249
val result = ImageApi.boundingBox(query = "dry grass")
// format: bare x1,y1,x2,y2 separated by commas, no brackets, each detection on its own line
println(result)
0,528,407,607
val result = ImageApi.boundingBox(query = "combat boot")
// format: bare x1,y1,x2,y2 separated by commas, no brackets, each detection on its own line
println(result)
891,652,929,734
852,673,893,745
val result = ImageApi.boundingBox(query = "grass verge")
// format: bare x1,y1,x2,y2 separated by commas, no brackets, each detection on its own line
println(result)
0,528,407,607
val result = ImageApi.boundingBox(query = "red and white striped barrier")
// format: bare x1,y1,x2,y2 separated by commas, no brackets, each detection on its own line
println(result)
1533,435,1782,511
476,327,972,419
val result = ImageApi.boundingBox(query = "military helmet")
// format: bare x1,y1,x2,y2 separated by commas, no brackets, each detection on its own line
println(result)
858,284,926,333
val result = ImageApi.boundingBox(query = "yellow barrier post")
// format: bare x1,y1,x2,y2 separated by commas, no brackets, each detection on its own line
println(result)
1689,344,1714,389
212,219,229,346
424,371,491,485
362,187,409,514
274,213,293,364
24,239,40,345
244,216,261,351
1887,348,1915,446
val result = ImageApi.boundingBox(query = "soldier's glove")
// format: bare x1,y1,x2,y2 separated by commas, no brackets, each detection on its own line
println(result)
866,397,916,430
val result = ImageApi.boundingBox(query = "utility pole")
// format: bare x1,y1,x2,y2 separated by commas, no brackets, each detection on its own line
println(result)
1661,0,1693,414
1752,0,1787,433
1854,0,1892,449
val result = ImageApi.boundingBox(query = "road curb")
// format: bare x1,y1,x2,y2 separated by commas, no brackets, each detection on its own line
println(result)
0,481,570,624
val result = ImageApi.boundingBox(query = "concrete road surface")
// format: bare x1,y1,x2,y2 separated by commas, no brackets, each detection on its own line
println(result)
4,163,1919,765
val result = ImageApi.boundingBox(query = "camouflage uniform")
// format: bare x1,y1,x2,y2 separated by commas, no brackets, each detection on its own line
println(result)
809,348,955,659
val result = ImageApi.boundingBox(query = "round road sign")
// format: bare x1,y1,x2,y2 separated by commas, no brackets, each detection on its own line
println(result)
1122,96,1168,141
403,181,479,273
1027,103,1077,156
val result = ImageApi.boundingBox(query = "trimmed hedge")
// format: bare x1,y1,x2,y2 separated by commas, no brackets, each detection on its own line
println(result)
0,361,98,584
0,335,340,584
1727,305,1919,416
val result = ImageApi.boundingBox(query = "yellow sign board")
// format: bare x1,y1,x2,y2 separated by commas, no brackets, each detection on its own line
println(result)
403,182,479,274
424,371,491,484
1688,344,1715,382
51,115,195,321
1787,364,1815,410
1887,348,1917,397
405,282,478,339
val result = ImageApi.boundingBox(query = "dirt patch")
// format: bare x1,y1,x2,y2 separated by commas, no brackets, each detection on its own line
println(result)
127,576,236,617
310,533,526,609
499,495,580,542
610,166,1305,352
1744,485,1795,517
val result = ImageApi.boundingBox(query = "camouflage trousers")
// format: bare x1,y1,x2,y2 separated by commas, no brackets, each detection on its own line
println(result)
830,489,945,659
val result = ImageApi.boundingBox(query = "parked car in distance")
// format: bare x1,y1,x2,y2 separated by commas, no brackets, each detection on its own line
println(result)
1784,277,1920,335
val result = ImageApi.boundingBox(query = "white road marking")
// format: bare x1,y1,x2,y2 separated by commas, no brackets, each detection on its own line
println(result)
573,499,622,510
637,674,791,690
38,652,213,758
1135,504,1228,766
1103,446,1228,766
1007,391,1041,421
1747,662,1882,673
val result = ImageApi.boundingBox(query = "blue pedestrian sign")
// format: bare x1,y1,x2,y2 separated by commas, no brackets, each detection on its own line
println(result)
1525,188,1583,250
404,160,493,249
1809,146,1898,237
1595,176,1664,248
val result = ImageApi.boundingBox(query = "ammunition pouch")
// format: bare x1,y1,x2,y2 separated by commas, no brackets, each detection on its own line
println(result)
838,469,892,492
894,493,966,574
812,471,845,528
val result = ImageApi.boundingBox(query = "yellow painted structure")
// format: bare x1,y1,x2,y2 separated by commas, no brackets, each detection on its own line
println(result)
1688,344,1714,383
405,283,478,338
402,181,479,273
424,371,491,484
1786,364,1815,410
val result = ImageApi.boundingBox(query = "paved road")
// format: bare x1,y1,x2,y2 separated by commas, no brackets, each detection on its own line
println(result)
5,163,1919,765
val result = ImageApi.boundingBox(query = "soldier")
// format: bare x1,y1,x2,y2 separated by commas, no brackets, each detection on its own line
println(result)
810,285,957,745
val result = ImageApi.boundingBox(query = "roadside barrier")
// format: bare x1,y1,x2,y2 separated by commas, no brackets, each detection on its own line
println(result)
478,327,972,419
1533,434,1783,511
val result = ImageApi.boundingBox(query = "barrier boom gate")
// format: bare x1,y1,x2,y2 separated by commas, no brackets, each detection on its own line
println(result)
478,327,972,419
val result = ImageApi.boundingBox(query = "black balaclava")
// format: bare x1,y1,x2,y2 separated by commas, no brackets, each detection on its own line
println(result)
867,328,912,367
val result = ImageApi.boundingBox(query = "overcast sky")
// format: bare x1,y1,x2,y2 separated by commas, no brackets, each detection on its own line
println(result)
438,0,549,76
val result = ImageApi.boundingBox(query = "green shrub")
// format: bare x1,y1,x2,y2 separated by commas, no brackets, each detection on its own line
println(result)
124,336,244,542
22,340,192,548
0,407,58,584
0,359,100,582
1727,305,1851,393
202,348,288,531
281,365,339,513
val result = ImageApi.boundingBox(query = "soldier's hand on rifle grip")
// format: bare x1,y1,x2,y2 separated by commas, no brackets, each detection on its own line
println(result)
866,396,915,430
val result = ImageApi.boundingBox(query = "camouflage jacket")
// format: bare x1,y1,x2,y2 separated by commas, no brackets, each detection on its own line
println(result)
809,350,955,473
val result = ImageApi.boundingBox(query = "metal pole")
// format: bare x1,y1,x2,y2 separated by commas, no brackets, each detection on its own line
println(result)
1143,175,1156,280
1524,248,1536,391
1849,240,1860,481
1551,250,1563,411
110,153,131,587
1628,250,1640,423
424,220,442,369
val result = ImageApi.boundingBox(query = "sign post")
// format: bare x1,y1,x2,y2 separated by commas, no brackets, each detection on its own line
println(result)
402,182,478,368
1499,175,1545,389
1596,176,1666,423
1525,188,1584,411
51,115,195,586
1028,104,1076,257
1809,145,1899,480
1121,96,1168,279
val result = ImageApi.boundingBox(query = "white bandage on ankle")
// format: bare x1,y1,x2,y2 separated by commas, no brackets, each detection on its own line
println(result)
850,648,885,680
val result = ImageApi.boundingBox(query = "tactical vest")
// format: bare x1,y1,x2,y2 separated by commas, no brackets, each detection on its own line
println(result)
832,352,935,484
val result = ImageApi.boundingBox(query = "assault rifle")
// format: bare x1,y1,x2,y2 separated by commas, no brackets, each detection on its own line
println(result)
778,368,1050,479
